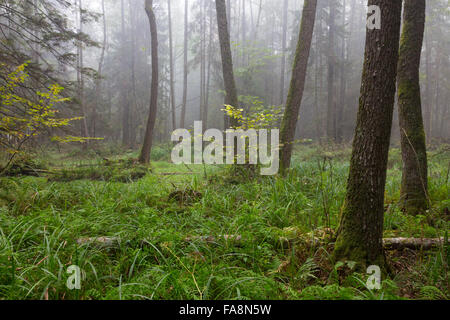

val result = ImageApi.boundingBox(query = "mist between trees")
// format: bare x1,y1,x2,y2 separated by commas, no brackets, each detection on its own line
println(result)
1,0,447,151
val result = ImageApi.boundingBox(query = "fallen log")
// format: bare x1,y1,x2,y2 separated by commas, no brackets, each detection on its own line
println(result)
75,236,448,250
382,237,447,250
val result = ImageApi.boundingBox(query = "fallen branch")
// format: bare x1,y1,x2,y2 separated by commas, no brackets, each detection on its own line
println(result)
75,236,448,251
382,237,447,250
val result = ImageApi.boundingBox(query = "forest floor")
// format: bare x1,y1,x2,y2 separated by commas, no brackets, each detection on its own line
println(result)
0,144,448,300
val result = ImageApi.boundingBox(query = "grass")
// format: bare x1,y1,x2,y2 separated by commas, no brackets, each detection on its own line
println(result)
0,144,448,300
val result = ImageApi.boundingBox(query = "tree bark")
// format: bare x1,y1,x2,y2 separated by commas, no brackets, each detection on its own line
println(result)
279,0,318,172
168,0,176,131
77,0,89,149
333,0,403,269
215,0,239,129
280,0,288,106
326,0,336,142
397,0,429,215
139,0,159,164
180,0,188,129
93,0,107,139
121,0,130,146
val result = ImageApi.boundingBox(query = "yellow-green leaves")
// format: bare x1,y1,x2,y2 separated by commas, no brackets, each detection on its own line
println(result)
0,63,86,156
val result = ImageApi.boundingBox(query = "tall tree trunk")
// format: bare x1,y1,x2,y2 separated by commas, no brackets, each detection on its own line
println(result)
424,9,432,143
129,0,137,147
336,0,346,143
168,0,176,131
139,0,159,164
280,0,288,105
77,0,89,148
93,0,107,139
204,0,213,131
180,0,188,129
326,0,336,142
397,0,428,215
279,0,318,172
200,0,206,125
333,0,403,269
121,0,130,146
215,0,239,129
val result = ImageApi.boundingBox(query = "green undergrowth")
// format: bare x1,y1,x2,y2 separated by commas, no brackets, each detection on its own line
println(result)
0,145,448,300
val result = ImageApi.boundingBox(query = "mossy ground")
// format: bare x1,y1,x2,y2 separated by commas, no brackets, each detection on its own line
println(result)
0,144,448,300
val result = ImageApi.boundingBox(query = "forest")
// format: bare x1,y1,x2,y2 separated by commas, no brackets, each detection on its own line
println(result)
0,0,449,301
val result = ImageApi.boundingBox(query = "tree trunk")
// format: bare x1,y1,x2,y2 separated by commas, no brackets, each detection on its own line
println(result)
326,0,336,142
333,0,403,270
397,0,428,215
93,0,107,139
336,0,346,143
424,11,432,143
279,0,318,172
77,0,89,148
180,0,188,129
280,0,288,106
168,0,176,131
215,0,239,129
129,0,137,147
121,0,130,147
139,0,159,164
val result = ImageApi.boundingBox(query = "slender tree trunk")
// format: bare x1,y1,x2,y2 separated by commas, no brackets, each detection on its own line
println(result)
168,0,176,131
336,0,346,143
424,10,432,143
77,0,89,148
180,0,188,129
204,1,213,131
215,0,239,129
121,0,130,146
279,0,318,172
326,0,336,142
129,0,137,147
93,0,107,139
333,0,403,269
280,0,288,105
253,0,262,40
200,0,206,124
397,0,428,215
139,0,159,164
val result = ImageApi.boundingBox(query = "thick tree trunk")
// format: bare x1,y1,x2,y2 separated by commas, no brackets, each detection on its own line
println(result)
279,0,318,172
180,0,188,129
139,0,159,164
215,0,239,128
333,0,403,269
397,0,428,215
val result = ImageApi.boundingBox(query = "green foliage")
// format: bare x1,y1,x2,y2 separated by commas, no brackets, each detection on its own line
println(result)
0,63,92,174
0,146,448,300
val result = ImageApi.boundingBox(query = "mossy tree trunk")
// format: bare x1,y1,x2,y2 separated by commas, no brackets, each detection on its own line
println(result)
333,0,403,269
397,0,429,215
139,0,158,164
215,0,239,129
279,0,318,172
